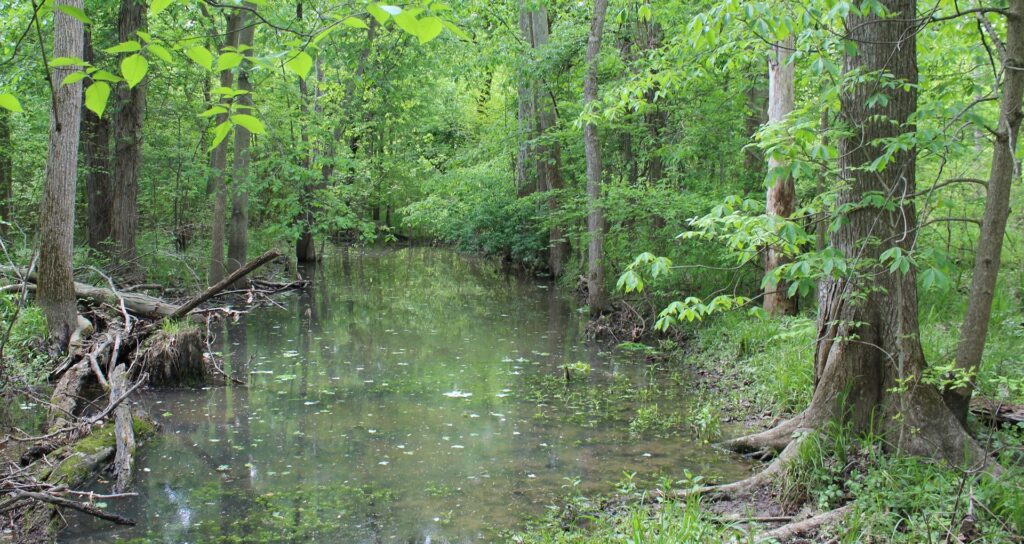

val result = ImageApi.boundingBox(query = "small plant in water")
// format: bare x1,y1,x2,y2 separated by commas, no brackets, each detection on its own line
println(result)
629,404,683,437
560,361,591,383
689,402,722,443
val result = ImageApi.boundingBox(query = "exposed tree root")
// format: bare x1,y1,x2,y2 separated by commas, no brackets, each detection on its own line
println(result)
755,503,854,542
720,414,805,456
676,434,808,501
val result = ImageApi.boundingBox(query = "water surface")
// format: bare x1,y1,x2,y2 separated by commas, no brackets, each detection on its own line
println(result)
66,247,748,543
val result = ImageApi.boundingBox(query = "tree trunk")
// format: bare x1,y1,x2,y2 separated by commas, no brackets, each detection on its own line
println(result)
38,0,84,351
208,13,239,286
110,0,147,276
944,0,1024,422
584,0,610,314
227,5,256,278
82,31,113,251
295,1,317,263
0,110,11,235
763,36,798,316
515,3,538,197
727,0,983,467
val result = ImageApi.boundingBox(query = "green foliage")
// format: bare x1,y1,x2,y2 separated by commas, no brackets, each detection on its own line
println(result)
0,295,50,385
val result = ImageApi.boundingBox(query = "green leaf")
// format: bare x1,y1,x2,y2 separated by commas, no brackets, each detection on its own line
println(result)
56,4,92,24
393,10,421,36
61,71,88,85
150,0,174,16
121,54,149,88
50,56,87,67
209,121,232,150
284,51,313,80
217,52,244,71
85,82,111,117
417,16,443,43
91,70,123,83
136,30,152,43
199,105,227,118
367,4,390,24
186,46,214,70
147,43,173,62
104,40,141,54
0,93,23,113
442,21,471,41
342,16,368,29
230,114,266,135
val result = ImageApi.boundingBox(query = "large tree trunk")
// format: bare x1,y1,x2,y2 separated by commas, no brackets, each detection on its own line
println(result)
727,0,983,467
584,0,610,314
110,0,147,276
38,0,84,350
944,0,1024,422
208,13,239,286
227,6,256,277
0,110,10,235
82,31,112,251
763,36,798,316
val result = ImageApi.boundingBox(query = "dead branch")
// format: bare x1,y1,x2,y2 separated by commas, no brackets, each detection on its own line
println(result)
166,249,281,321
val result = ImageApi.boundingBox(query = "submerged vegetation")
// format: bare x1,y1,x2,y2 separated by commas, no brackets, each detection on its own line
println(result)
1,0,1024,541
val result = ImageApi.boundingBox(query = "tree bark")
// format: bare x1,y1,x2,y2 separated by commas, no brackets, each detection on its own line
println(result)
764,36,798,316
227,5,256,279
727,0,984,466
944,0,1024,422
515,3,538,197
110,0,147,276
0,110,11,235
82,31,113,251
295,1,317,262
38,0,84,350
208,12,239,286
584,0,610,314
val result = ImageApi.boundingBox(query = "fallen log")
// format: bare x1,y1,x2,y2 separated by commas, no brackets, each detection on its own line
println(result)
971,398,1024,427
8,281,178,319
166,249,281,321
110,364,136,493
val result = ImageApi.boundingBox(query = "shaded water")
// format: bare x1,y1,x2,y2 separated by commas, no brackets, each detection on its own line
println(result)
66,247,748,543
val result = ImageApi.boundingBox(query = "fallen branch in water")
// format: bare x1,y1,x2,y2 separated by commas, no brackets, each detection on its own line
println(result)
166,250,281,321
0,490,136,526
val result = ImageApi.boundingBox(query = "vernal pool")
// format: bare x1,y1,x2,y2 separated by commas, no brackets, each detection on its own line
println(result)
65,247,749,543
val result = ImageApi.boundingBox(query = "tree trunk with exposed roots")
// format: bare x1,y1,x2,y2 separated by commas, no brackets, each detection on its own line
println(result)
725,0,984,468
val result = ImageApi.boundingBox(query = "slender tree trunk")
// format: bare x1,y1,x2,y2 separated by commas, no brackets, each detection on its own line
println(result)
584,0,610,314
728,0,982,466
763,36,798,316
515,3,538,197
295,1,317,262
82,31,112,251
38,0,84,350
227,6,256,277
110,0,147,276
639,12,667,187
944,0,1024,422
208,13,239,286
0,110,11,235
816,109,828,252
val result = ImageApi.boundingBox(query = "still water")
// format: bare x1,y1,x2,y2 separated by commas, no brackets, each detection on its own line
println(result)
66,247,748,543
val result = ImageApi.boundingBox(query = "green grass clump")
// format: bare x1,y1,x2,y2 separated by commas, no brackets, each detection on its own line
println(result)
0,294,50,385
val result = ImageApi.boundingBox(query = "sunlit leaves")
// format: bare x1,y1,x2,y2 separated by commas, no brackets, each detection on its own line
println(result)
55,4,91,24
0,94,23,113
216,52,245,71
121,54,149,88
50,56,87,67
61,71,88,85
105,40,142,54
85,82,111,117
186,46,214,70
284,51,313,80
230,114,266,135
150,0,174,17
210,121,232,150
342,16,368,29
147,43,173,62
